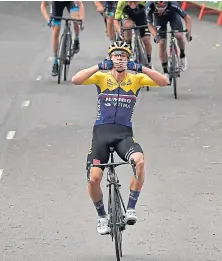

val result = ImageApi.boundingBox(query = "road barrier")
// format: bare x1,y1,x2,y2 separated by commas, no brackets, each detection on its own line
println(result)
182,1,222,25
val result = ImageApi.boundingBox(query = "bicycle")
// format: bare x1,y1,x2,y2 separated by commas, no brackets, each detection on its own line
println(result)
87,147,138,261
156,27,187,99
122,25,150,91
50,16,82,84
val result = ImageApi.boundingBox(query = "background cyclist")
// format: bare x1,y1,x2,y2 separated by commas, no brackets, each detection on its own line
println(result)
41,1,85,76
114,1,153,68
146,1,192,76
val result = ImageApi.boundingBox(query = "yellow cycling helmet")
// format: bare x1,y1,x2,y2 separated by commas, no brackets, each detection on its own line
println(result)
108,41,132,56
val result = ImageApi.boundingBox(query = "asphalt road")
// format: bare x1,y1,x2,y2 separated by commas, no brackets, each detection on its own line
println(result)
0,2,222,261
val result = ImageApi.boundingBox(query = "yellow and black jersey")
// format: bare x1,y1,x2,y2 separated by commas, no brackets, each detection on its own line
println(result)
82,71,158,127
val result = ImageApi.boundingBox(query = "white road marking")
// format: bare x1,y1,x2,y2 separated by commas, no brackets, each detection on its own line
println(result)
0,169,3,180
21,100,31,108
6,131,16,140
36,75,42,81
211,162,222,164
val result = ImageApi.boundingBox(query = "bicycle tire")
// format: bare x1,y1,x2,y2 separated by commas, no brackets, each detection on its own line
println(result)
135,41,140,64
137,38,150,91
64,33,72,82
171,46,178,99
111,184,122,261
173,75,177,99
58,33,66,84
131,33,137,62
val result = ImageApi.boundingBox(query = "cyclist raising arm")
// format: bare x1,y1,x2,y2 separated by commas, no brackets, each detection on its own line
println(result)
146,1,192,75
41,1,84,76
72,41,168,235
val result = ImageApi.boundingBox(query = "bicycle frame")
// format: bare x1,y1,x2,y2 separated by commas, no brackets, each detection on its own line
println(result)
122,25,148,64
156,26,187,99
87,148,138,226
87,148,137,260
50,16,82,84
168,32,180,76
106,152,127,229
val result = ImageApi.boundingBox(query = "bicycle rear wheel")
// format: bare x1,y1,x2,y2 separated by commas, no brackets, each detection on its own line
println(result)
111,184,123,261
64,33,72,82
58,33,66,84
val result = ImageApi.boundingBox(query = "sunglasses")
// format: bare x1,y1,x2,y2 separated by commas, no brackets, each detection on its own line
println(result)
111,51,129,58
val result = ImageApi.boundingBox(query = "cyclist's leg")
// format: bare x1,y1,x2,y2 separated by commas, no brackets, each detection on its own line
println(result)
135,16,152,67
122,15,134,45
104,2,117,43
68,2,81,53
51,2,65,76
155,16,168,74
96,1,107,34
86,126,110,234
115,136,144,224
170,14,187,71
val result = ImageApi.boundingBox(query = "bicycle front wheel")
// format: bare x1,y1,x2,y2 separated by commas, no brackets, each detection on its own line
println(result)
111,184,123,261
171,46,178,99
173,75,177,99
58,33,66,84
64,33,72,82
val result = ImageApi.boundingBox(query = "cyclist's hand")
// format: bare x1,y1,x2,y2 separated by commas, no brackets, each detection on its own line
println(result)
127,61,143,73
47,19,52,27
154,35,160,43
186,32,192,42
98,60,113,70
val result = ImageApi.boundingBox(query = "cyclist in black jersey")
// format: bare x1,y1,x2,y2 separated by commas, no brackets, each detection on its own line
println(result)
72,41,168,235
146,1,192,75
114,1,153,68
94,1,118,44
41,1,85,76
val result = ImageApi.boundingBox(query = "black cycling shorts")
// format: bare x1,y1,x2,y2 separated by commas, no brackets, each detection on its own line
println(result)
122,5,150,38
103,1,117,17
86,124,143,171
50,1,79,25
154,13,183,39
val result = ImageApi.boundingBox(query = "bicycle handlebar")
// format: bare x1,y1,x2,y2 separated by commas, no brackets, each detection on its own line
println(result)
50,16,82,24
89,158,138,179
156,27,188,34
122,25,148,31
